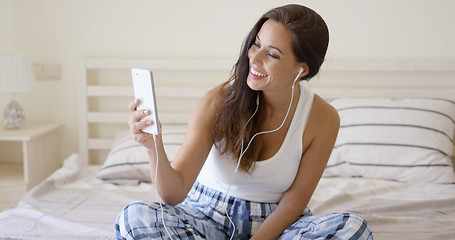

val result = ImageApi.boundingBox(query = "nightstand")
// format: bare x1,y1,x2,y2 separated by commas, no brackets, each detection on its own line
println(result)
0,123,62,190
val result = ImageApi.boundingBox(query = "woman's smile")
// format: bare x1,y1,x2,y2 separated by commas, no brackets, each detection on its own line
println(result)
249,68,268,80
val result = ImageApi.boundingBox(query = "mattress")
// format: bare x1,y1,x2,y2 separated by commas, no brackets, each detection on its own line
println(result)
1,154,454,239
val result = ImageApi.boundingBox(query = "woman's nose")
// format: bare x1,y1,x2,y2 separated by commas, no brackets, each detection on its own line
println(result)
249,49,264,66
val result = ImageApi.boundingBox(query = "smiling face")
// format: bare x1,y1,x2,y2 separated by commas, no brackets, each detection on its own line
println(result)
247,19,304,93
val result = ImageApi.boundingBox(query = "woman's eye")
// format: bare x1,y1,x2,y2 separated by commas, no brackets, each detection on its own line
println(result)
268,53,280,59
251,40,280,59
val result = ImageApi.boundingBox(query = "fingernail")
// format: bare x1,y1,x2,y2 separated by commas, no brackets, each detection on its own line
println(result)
143,109,149,115
146,120,152,125
134,99,138,104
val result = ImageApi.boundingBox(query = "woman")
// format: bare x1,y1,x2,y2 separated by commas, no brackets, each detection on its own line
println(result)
116,4,373,240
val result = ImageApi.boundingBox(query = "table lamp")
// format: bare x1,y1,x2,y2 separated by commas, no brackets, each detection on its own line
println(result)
0,54,36,130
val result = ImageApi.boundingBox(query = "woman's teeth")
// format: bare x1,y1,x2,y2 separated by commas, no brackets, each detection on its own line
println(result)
251,68,267,77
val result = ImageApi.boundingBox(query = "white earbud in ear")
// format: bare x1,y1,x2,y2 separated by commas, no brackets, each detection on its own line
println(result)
293,67,305,83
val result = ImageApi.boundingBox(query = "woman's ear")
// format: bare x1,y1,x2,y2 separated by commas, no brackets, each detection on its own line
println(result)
298,63,309,79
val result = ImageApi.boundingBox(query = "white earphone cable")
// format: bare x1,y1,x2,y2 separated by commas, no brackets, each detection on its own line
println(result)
225,69,303,239
152,68,303,240
153,134,175,240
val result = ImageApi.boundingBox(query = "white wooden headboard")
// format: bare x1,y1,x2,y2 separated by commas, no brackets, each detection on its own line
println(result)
79,59,455,166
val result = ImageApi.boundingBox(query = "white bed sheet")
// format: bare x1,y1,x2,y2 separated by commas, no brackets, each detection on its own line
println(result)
1,154,454,240
308,177,455,239
0,154,157,240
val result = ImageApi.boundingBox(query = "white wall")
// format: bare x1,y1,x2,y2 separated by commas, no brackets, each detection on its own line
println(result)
1,0,455,163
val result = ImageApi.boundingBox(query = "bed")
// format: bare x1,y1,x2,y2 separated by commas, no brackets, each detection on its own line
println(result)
0,58,454,239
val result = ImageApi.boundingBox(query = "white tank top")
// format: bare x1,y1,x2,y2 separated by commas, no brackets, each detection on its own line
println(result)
197,83,315,203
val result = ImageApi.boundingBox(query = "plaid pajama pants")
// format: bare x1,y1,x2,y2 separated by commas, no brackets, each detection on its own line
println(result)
116,182,373,239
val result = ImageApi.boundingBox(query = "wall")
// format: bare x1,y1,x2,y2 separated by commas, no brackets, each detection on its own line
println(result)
1,0,455,163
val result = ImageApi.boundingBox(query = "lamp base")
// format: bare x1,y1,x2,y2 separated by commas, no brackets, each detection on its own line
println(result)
3,99,26,130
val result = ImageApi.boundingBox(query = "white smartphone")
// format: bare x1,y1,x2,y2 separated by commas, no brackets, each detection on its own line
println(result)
131,68,160,135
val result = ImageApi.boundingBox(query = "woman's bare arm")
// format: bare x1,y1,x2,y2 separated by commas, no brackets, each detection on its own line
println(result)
128,87,220,205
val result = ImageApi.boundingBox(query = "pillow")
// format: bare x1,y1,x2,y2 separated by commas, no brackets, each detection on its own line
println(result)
97,125,186,185
324,97,455,184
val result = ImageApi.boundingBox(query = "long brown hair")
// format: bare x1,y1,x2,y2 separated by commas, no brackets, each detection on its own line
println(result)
211,4,329,172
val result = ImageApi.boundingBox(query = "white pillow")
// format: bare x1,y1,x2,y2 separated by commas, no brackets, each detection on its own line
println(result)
96,125,186,185
324,97,455,184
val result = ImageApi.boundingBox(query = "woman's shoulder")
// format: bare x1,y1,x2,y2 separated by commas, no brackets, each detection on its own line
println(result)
307,94,340,136
313,94,340,129
200,84,225,107
191,84,226,123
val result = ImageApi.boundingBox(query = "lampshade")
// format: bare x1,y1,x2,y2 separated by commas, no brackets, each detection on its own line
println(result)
0,54,35,93
1,54,36,130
